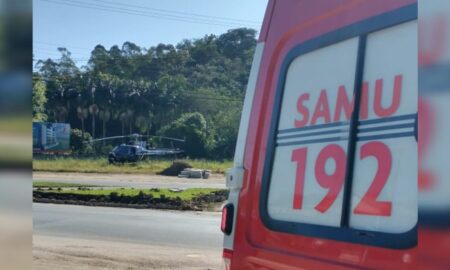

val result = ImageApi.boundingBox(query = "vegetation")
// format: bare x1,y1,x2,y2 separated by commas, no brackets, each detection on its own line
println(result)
33,188,229,211
70,128,94,154
159,112,213,158
33,28,257,159
33,158,232,174
53,187,221,200
33,182,95,188
32,77,48,121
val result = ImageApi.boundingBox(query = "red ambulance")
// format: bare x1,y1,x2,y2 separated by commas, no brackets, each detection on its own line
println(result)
221,0,420,269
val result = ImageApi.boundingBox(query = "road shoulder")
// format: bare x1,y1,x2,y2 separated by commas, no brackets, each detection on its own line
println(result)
33,234,222,270
33,171,226,189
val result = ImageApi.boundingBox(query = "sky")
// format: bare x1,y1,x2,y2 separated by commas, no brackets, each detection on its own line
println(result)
33,0,268,67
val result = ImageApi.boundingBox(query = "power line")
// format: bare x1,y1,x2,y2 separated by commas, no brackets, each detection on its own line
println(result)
34,41,93,52
56,0,260,26
33,58,90,62
87,0,261,25
40,0,259,28
33,58,90,64
34,48,88,56
34,47,73,53
33,57,89,62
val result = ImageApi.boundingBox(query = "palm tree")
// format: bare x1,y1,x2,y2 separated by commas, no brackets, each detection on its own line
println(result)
98,109,111,139
77,106,88,134
89,104,99,138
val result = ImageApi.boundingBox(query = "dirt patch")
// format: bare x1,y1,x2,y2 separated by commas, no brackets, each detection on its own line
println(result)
33,190,228,211
158,160,192,176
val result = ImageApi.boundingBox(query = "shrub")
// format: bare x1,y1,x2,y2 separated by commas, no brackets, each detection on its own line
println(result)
109,192,119,202
158,112,214,158
100,144,114,154
70,129,94,154
158,160,192,176
137,191,145,198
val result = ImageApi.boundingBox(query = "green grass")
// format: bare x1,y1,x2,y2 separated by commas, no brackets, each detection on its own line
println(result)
33,181,95,188
33,158,232,174
49,187,222,201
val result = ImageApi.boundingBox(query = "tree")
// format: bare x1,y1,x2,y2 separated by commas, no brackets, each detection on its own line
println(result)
211,106,242,159
217,28,257,59
153,75,188,128
32,77,48,121
190,34,219,65
89,104,98,138
70,129,93,154
88,45,110,75
76,106,88,134
159,113,214,158
135,114,151,134
33,27,259,159
98,109,111,139
56,47,79,76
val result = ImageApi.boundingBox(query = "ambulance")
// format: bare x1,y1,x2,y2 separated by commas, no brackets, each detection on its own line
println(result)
221,0,421,269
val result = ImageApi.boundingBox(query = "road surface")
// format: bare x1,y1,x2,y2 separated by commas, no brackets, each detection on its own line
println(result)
33,203,223,269
33,171,226,189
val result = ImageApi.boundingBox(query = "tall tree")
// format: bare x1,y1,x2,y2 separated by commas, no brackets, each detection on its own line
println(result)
32,77,48,121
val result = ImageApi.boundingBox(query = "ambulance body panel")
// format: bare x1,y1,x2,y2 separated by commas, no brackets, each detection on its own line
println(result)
223,1,418,269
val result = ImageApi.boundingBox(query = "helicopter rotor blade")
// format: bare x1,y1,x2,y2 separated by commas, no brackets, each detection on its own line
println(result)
84,134,185,144
137,135,185,142
84,135,130,144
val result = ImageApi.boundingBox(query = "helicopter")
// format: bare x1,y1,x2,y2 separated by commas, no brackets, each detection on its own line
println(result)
84,133,185,164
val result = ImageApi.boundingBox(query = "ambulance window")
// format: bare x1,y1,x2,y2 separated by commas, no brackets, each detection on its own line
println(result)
349,21,417,234
260,7,417,249
267,37,358,227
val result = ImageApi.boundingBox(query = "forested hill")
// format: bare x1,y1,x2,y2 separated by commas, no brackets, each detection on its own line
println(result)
32,28,257,159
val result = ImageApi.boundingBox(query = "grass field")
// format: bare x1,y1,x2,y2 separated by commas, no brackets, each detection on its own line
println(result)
33,158,232,174
36,186,222,201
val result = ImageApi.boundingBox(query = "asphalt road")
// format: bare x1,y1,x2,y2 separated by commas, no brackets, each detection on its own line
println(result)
33,172,226,189
33,203,223,249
